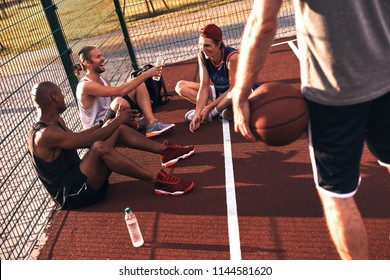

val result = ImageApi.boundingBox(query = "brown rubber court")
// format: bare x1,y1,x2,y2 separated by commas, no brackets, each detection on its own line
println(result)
37,40,390,260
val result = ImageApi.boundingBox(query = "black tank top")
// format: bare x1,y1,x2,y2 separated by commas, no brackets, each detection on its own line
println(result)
28,121,81,206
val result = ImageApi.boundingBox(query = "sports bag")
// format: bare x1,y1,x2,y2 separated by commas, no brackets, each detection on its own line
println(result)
130,64,172,110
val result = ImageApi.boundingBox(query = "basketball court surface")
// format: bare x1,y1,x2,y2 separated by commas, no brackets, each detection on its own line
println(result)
36,40,390,260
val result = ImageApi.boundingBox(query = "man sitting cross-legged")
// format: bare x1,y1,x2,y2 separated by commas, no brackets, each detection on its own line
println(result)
28,81,196,210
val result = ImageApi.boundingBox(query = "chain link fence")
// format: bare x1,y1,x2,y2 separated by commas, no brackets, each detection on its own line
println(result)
0,0,295,259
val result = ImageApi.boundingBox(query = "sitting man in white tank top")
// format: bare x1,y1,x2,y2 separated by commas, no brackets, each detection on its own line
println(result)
75,46,174,138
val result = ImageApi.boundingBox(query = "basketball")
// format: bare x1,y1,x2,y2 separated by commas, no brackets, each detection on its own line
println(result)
249,82,309,146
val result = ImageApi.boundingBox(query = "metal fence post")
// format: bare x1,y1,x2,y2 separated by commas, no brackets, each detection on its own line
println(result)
113,0,139,70
40,0,79,95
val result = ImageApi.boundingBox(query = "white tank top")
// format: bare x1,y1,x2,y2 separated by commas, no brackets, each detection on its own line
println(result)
78,76,112,129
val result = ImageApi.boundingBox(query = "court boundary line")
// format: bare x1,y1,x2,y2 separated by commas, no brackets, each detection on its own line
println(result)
222,38,299,260
287,40,300,60
272,39,300,60
222,119,242,260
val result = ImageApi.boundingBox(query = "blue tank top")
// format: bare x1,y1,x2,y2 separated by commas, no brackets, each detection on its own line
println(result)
200,46,238,97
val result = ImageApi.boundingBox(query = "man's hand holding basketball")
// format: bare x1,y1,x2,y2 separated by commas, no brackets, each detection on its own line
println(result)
230,88,257,142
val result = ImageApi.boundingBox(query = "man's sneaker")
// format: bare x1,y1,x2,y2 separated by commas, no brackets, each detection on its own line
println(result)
153,169,194,196
184,109,215,123
137,116,148,130
160,140,196,167
145,120,175,138
220,107,233,121
184,109,195,122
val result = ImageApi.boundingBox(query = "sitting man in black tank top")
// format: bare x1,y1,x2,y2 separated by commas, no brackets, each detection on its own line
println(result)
28,81,196,210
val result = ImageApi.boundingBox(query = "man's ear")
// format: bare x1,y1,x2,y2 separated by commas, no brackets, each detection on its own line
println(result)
51,92,59,102
83,59,92,68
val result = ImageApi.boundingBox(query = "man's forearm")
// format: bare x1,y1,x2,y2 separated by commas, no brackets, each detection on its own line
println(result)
234,0,282,97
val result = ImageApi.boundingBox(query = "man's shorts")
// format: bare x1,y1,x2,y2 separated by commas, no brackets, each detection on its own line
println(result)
307,92,390,198
62,166,110,210
122,95,141,112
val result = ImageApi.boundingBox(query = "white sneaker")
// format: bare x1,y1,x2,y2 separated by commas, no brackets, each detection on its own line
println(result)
220,108,233,121
184,109,216,123
184,110,195,122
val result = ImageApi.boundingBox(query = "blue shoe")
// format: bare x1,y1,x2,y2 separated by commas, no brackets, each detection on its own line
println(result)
145,120,175,138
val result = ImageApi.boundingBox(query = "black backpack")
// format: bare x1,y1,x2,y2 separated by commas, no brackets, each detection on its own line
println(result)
130,64,172,110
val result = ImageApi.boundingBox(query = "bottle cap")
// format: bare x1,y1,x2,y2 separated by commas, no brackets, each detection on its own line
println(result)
124,207,131,213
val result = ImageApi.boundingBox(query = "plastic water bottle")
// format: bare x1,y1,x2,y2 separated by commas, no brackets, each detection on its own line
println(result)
124,207,144,247
152,53,164,81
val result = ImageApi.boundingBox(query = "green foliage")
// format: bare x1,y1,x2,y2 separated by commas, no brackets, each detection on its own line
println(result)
0,0,237,58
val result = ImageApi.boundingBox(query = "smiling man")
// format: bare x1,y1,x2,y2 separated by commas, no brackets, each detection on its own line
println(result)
175,24,259,132
75,46,175,138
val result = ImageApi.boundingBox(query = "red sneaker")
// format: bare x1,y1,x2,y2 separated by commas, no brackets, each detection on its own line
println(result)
160,140,196,167
153,170,194,196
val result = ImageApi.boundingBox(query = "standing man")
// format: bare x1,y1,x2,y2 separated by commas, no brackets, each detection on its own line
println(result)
75,46,175,137
28,82,195,210
231,0,390,259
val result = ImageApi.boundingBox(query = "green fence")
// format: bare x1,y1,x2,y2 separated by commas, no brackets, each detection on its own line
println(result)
0,0,295,259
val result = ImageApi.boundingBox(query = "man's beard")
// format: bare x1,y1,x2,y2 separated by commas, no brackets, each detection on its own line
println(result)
94,64,105,74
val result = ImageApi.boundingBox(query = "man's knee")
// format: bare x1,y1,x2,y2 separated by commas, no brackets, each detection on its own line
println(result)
175,80,185,96
90,141,112,156
111,97,131,112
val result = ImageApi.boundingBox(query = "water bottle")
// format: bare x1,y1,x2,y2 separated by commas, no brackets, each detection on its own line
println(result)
152,53,164,81
124,207,144,247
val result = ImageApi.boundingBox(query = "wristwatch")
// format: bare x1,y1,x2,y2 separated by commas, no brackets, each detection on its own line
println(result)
97,120,104,128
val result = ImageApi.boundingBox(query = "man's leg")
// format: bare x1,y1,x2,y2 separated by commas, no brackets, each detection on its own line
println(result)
79,139,194,196
115,124,164,153
215,94,233,120
308,100,372,259
110,84,155,125
111,91,175,138
130,83,175,137
114,125,196,167
132,82,156,125
318,192,368,259
175,80,200,104
80,140,155,190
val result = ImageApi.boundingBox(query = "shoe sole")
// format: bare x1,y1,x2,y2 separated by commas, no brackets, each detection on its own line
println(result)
154,181,194,196
161,147,196,167
146,124,175,138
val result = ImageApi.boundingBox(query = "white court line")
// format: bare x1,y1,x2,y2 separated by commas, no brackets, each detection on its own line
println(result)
221,38,299,260
271,39,301,61
222,119,242,260
287,40,301,61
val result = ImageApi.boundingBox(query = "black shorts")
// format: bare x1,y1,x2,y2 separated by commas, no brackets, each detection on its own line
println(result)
62,167,110,210
308,92,390,198
122,95,141,112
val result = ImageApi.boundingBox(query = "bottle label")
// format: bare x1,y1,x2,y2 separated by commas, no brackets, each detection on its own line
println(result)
127,221,143,245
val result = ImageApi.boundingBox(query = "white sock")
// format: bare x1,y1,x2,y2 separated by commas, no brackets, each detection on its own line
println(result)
210,107,220,117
